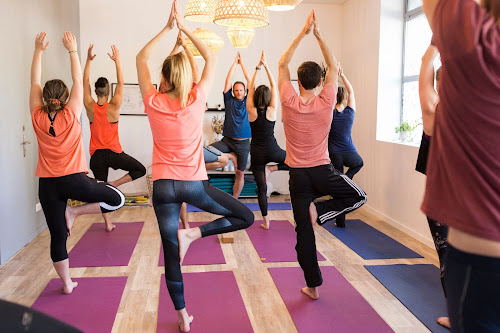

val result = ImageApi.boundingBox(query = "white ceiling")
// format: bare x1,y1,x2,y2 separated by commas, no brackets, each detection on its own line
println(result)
301,0,348,4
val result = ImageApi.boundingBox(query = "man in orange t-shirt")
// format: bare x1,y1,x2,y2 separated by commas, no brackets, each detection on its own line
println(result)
83,44,146,231
278,11,367,300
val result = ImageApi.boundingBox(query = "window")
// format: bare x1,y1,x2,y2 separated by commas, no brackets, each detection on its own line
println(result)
400,1,432,144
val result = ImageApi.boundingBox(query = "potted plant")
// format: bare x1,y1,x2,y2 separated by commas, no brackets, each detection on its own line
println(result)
395,121,419,142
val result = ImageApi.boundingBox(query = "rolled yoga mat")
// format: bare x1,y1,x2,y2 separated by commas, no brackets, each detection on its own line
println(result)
246,220,326,263
365,264,448,333
158,222,226,266
269,266,393,332
31,276,127,333
156,271,253,332
186,202,291,213
322,219,423,260
69,222,144,267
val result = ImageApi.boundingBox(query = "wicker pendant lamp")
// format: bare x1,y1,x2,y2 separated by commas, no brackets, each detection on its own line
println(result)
264,0,302,11
227,27,255,48
184,0,217,22
184,28,224,57
214,0,269,28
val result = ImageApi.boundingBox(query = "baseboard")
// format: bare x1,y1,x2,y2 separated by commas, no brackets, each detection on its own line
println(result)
362,204,435,249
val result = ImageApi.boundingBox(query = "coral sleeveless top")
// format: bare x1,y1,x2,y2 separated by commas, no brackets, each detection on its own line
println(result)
32,106,88,177
89,102,122,156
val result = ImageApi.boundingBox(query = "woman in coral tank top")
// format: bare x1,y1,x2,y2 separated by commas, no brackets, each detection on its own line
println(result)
136,2,253,331
30,32,125,295
83,44,146,232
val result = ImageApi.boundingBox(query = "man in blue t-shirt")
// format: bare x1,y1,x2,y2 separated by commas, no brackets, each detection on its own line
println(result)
211,52,251,198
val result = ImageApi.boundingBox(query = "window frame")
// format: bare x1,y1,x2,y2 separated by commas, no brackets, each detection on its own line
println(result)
401,3,425,131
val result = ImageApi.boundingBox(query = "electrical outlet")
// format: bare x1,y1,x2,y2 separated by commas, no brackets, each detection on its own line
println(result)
36,202,42,212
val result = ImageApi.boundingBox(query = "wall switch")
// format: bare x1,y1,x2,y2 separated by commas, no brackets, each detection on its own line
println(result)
36,202,42,212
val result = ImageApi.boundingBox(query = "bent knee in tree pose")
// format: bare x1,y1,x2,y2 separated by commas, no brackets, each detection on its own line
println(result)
278,10,366,300
136,1,253,331
83,43,146,232
30,31,125,295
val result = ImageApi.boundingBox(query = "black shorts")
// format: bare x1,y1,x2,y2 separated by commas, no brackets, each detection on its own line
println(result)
210,137,250,171
90,149,146,182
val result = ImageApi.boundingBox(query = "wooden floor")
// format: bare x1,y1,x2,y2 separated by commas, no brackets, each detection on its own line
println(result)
0,196,439,332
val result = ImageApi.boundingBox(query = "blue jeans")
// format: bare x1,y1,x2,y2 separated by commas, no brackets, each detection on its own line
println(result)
445,244,500,332
153,179,254,310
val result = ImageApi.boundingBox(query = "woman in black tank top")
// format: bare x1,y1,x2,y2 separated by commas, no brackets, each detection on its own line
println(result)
247,51,289,230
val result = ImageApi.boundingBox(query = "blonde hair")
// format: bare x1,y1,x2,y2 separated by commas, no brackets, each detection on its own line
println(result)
161,52,193,109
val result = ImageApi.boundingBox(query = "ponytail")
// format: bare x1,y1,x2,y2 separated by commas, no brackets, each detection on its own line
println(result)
161,52,193,109
42,79,69,113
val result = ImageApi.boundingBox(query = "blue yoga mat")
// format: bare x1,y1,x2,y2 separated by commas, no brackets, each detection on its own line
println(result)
322,219,423,259
365,264,448,333
187,202,291,213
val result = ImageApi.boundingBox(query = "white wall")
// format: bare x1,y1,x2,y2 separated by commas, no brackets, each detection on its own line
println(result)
78,0,343,194
0,0,80,264
341,0,433,247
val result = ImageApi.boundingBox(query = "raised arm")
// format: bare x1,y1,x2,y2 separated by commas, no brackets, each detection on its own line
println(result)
30,32,50,112
63,32,83,119
278,10,314,90
313,13,338,87
339,67,355,110
175,2,215,96
179,32,200,84
422,0,440,30
225,54,239,93
238,55,252,86
263,57,277,112
246,52,262,122
108,45,123,113
136,0,176,97
83,44,96,114
419,44,440,136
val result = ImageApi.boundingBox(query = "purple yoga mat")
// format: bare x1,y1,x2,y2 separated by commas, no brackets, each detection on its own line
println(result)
246,220,325,262
158,222,225,266
186,202,291,212
32,277,127,333
269,267,393,332
69,222,144,267
157,272,253,332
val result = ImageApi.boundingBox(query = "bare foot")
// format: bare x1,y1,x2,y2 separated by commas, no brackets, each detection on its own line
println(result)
301,286,319,300
260,216,270,230
178,228,200,265
65,207,76,236
62,281,78,294
437,317,451,329
265,165,272,183
309,202,318,227
105,224,116,232
182,222,190,230
178,315,194,332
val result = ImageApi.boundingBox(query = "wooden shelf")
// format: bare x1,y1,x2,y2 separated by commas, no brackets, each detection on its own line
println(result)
207,170,253,175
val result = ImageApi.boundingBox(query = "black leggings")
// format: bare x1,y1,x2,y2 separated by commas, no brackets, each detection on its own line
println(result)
330,151,364,179
90,149,146,182
251,145,289,216
153,179,254,310
427,216,448,295
39,173,125,262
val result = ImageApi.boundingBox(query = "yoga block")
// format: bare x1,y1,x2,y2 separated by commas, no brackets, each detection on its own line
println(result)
221,232,234,244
